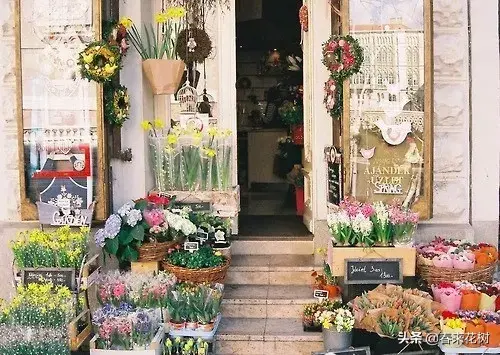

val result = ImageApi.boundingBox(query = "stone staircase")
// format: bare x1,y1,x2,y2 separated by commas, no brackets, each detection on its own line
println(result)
215,239,324,355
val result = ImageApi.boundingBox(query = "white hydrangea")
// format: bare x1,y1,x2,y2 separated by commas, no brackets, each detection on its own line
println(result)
165,211,196,236
118,201,134,217
126,209,143,227
351,213,373,237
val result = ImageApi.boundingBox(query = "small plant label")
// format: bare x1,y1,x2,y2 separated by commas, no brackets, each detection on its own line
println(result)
313,289,329,300
197,229,208,243
184,241,199,253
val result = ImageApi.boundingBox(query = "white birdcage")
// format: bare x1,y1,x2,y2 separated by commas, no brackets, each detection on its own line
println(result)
178,80,198,113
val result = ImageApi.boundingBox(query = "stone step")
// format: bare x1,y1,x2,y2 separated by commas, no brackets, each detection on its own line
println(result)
226,255,318,285
215,317,323,355
222,284,315,318
231,238,314,255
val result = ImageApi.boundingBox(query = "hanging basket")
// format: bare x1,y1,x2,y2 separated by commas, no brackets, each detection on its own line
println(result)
137,240,177,262
161,258,230,283
142,59,185,95
417,262,497,285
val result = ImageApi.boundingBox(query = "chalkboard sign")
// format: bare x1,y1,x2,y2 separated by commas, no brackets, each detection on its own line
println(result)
22,268,76,290
184,241,199,253
344,258,403,285
312,346,371,355
326,147,342,205
175,201,212,212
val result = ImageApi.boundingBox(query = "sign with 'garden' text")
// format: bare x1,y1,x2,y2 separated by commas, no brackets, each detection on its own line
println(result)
344,258,403,284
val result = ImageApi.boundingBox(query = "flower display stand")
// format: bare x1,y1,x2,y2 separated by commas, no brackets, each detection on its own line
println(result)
168,313,222,341
89,325,165,355
328,245,417,277
131,261,160,274
68,309,93,351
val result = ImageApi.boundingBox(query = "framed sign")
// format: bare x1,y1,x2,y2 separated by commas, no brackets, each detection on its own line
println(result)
344,258,403,285
325,146,343,206
15,0,109,221
312,346,371,355
22,268,76,290
341,0,433,219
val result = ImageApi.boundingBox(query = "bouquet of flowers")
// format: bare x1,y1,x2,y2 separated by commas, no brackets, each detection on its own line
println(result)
302,300,343,330
10,226,89,269
0,325,69,355
278,100,304,127
317,307,355,332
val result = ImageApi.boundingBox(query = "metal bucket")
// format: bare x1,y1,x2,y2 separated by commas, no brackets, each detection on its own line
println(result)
322,328,352,351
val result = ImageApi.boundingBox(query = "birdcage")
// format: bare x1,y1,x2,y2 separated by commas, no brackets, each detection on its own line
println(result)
197,88,215,117
178,80,198,113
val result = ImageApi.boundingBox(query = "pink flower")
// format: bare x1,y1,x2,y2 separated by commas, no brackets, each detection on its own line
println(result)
112,283,126,299
143,208,165,227
99,287,111,302
327,41,338,51
360,203,374,218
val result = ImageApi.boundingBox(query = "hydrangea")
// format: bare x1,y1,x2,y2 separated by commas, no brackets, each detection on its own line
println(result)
104,214,122,239
126,209,143,227
118,201,134,217
94,229,106,248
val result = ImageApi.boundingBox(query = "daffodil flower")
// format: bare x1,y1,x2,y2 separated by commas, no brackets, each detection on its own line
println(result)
82,54,94,64
141,120,151,130
153,118,165,129
119,17,133,28
167,134,178,145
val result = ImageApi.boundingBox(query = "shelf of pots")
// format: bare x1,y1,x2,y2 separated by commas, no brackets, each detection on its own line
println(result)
0,281,90,353
327,198,418,277
416,238,498,285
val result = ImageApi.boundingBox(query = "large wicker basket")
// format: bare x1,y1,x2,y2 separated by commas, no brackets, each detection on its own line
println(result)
137,241,177,262
161,258,230,283
418,262,497,285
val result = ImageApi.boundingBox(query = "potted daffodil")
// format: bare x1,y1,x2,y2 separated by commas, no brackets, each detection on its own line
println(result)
123,7,186,94
318,307,355,351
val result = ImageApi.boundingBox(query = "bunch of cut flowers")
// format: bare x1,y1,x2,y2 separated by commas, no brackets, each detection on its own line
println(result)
10,226,89,269
432,281,500,313
440,310,500,348
317,307,355,333
302,299,343,331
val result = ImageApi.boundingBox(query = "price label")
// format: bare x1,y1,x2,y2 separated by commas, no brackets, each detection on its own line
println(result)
197,228,208,242
184,241,199,253
313,289,329,300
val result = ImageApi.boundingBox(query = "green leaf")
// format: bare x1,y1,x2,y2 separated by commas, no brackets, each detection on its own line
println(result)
104,237,119,255
118,229,134,245
131,224,145,241
123,245,139,262
134,199,148,211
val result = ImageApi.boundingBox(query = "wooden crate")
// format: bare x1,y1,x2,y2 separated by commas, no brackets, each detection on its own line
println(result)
328,246,416,277
90,325,165,355
68,309,92,351
131,261,160,274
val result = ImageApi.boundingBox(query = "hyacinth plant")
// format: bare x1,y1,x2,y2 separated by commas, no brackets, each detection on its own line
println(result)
124,7,186,60
10,226,89,269
0,325,69,355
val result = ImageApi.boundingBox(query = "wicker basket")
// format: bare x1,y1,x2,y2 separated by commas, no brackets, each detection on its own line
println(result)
161,258,230,283
137,241,177,262
417,262,497,285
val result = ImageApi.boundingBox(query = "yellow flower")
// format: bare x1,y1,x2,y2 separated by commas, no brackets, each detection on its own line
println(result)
141,120,151,130
222,129,233,138
119,17,133,28
174,7,187,18
82,53,94,64
167,134,178,145
214,251,222,257
155,12,168,23
103,63,118,75
153,118,165,129
207,127,219,137
192,132,203,146
203,148,216,158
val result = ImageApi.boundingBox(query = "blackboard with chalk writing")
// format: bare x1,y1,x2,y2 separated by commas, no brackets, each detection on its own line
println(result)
22,268,76,290
344,258,403,285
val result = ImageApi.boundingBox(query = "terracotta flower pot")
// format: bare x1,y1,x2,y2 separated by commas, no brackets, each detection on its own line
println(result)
142,59,185,95
461,291,481,311
463,320,485,348
169,320,186,330
324,284,341,299
186,321,198,330
198,322,215,332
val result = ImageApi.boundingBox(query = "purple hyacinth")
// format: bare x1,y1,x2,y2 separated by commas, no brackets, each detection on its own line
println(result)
133,311,152,334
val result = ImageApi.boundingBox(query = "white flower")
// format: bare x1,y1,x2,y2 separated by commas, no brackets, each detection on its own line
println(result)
351,213,373,236
373,201,389,225
338,39,345,47
118,201,134,217
126,209,143,227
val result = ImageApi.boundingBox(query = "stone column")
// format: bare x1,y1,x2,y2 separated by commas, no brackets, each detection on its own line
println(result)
470,0,500,246
111,0,155,210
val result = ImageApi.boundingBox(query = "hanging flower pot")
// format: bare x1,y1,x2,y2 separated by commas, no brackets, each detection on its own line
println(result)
142,59,185,95
291,125,304,145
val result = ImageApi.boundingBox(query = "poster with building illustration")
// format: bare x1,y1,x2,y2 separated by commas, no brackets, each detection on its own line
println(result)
345,0,432,219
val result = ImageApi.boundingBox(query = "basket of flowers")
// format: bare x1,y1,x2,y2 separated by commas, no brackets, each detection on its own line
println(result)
416,238,498,285
162,245,230,283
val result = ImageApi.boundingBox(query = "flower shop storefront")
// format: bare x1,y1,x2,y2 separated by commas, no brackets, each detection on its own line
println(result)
0,0,499,354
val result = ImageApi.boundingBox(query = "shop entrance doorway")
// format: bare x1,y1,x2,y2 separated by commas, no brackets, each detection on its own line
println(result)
234,0,311,237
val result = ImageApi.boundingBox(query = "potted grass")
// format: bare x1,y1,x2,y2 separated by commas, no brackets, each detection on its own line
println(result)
125,7,186,94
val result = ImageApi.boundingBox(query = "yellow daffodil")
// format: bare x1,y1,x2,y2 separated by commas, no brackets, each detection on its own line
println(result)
155,12,168,23
203,148,216,158
119,17,133,28
141,120,151,130
167,134,178,145
82,53,94,64
103,63,118,75
153,118,165,129
207,127,219,137
192,131,203,146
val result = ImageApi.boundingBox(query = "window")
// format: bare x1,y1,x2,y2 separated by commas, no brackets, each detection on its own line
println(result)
389,94,397,102
377,73,383,85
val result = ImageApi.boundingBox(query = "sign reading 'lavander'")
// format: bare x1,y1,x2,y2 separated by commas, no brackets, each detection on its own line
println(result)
344,258,403,284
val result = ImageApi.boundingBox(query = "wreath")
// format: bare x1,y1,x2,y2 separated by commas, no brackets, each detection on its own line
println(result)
103,20,130,55
104,84,130,126
324,77,343,119
176,27,212,64
78,41,121,83
322,35,363,82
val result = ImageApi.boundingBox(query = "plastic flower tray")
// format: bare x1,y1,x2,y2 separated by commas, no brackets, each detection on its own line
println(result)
89,325,165,355
168,313,222,341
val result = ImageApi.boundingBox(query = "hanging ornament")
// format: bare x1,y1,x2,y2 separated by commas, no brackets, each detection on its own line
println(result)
360,147,375,160
322,35,363,82
176,28,212,64
299,5,309,32
374,121,412,146
323,77,343,119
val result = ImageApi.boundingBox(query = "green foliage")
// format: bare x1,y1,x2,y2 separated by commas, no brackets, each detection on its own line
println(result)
278,101,303,126
167,246,225,269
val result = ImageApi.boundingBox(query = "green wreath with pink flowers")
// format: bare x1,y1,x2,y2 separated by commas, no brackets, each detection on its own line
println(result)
322,35,363,82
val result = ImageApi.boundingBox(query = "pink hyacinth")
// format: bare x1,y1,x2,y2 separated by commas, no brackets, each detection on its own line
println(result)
99,287,111,302
360,203,374,218
112,283,126,298
143,208,165,227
